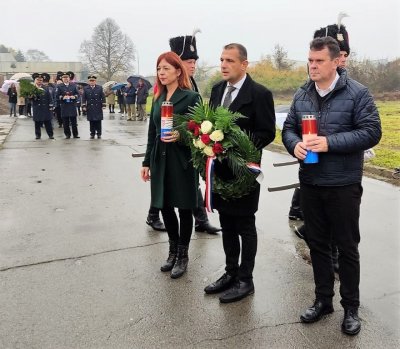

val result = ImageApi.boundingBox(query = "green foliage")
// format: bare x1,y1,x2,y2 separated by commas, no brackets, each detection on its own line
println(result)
19,80,44,98
248,59,307,94
347,58,400,93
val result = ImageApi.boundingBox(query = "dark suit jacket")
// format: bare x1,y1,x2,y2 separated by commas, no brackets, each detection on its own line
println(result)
56,83,79,117
209,74,276,215
82,85,105,121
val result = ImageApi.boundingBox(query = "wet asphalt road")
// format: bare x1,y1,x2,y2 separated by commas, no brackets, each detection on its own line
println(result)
0,113,399,348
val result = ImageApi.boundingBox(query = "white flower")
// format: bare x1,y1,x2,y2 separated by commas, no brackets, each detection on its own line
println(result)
203,146,215,157
209,129,224,142
194,139,206,149
198,139,206,149
200,120,213,134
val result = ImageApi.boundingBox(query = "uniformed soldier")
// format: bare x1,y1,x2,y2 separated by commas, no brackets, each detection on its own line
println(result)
31,73,54,139
56,71,80,139
81,75,105,139
53,72,63,128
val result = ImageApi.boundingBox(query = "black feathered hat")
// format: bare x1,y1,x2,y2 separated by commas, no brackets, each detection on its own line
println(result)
32,73,49,81
169,28,201,60
42,73,50,82
60,71,74,80
313,12,350,54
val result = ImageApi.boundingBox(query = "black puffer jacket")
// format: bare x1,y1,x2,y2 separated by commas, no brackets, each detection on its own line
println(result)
282,69,381,186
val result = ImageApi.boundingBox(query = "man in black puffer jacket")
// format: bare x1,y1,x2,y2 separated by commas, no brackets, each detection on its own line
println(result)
282,37,381,336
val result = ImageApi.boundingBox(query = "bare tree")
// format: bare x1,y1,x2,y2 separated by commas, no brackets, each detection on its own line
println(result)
25,49,50,62
80,18,135,81
272,44,293,70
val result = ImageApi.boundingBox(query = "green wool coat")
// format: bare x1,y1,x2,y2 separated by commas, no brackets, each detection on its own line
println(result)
143,88,201,209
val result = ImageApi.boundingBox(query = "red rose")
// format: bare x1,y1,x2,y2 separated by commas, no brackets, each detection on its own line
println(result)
212,142,224,154
194,127,200,137
187,120,198,131
201,133,211,145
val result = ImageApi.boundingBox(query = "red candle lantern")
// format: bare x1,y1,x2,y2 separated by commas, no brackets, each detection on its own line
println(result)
302,115,319,164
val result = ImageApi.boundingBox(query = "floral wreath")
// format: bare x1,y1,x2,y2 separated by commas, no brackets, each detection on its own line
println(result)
174,103,262,204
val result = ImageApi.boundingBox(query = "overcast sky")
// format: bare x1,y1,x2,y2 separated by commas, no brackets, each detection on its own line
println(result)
2,0,399,76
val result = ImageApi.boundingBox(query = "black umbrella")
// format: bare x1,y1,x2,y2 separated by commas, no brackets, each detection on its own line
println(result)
127,75,152,89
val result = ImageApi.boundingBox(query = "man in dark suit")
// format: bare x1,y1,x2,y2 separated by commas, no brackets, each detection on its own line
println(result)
30,73,54,140
204,43,276,303
81,75,105,139
56,71,80,139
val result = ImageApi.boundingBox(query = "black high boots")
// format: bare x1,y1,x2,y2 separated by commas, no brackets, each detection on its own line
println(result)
171,245,189,279
160,240,178,272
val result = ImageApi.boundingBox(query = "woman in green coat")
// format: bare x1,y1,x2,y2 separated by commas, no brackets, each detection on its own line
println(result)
141,51,201,279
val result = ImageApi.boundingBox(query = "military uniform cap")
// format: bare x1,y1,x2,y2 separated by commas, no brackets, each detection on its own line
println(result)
313,12,350,54
87,75,97,80
169,28,201,60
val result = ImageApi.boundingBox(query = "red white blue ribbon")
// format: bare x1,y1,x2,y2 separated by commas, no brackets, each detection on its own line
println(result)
205,156,215,212
246,162,264,184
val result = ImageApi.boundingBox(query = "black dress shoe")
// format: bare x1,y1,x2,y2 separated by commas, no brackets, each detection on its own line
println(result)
97,135,101,139
294,225,306,240
300,300,334,323
49,136,54,139
289,207,304,221
204,273,237,294
219,280,254,303
73,136,80,139
90,135,95,139
66,136,71,139
146,216,167,232
35,136,40,139
195,222,221,234
342,308,361,335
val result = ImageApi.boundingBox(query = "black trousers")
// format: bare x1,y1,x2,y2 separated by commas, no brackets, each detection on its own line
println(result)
35,120,53,138
54,107,62,126
301,183,362,309
89,120,102,136
161,207,193,246
219,213,257,281
19,105,25,115
62,116,78,137
148,188,209,225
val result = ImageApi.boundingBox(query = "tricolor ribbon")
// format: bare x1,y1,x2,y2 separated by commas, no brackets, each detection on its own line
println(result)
246,162,264,184
204,156,215,212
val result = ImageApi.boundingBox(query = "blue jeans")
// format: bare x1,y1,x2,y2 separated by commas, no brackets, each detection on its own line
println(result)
9,103,16,116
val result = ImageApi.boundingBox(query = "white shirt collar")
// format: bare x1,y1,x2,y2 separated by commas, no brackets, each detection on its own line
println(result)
227,74,247,91
221,74,247,106
315,72,339,97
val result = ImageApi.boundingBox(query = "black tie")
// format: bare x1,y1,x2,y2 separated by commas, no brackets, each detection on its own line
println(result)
222,85,236,108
